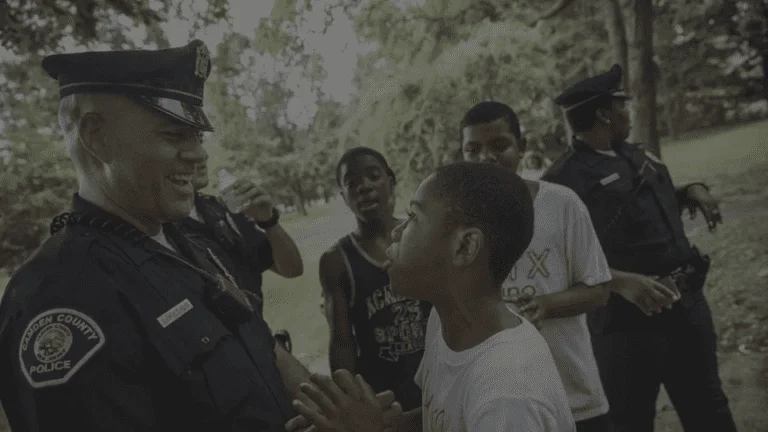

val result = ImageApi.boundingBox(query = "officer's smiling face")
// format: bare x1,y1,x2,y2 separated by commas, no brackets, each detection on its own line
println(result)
461,117,524,172
98,96,208,226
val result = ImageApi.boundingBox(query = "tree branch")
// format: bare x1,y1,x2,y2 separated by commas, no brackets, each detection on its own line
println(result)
530,0,579,26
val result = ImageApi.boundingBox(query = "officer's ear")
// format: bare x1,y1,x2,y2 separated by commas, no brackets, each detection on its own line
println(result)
596,108,612,126
78,112,110,164
386,168,397,187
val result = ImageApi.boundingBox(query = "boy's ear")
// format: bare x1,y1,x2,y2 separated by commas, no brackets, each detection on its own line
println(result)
451,227,483,267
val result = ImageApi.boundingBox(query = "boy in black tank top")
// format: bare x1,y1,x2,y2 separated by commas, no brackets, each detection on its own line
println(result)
319,147,431,411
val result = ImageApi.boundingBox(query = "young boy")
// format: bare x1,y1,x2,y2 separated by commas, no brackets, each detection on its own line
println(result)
460,101,613,431
291,161,575,432
319,147,431,412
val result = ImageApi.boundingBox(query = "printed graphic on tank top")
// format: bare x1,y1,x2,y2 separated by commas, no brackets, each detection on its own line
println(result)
337,234,431,411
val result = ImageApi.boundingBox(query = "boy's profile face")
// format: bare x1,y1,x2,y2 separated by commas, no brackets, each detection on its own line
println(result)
385,174,452,300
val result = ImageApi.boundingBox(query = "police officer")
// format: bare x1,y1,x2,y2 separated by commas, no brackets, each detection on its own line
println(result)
179,162,303,352
0,40,310,431
542,65,736,431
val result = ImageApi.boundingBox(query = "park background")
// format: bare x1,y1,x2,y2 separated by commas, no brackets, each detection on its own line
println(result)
1,0,767,430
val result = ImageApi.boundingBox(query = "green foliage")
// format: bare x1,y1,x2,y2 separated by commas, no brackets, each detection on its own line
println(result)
0,55,76,271
0,0,765,273
0,0,229,53
343,1,610,189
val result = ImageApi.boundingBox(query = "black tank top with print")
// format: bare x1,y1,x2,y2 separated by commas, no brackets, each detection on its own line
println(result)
337,235,431,411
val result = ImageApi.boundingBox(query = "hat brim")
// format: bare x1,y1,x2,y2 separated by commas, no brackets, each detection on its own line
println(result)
133,95,214,132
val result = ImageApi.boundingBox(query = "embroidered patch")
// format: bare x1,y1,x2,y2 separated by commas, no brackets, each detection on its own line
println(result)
600,172,620,186
19,309,105,389
194,44,210,78
157,299,194,328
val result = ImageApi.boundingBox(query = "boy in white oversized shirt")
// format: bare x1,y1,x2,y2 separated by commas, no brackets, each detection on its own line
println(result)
460,101,613,431
286,162,574,432
416,302,573,431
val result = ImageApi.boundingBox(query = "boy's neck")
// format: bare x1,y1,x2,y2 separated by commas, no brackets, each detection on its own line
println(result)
433,286,521,353
355,214,398,240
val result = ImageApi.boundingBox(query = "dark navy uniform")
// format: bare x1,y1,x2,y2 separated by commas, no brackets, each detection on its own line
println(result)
336,235,431,411
0,41,296,431
176,193,275,314
0,196,295,431
543,65,736,431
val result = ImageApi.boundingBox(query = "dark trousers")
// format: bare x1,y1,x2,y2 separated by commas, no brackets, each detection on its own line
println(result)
591,291,737,432
576,413,613,432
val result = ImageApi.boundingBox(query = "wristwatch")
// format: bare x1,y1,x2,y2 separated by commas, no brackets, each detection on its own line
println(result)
256,207,280,230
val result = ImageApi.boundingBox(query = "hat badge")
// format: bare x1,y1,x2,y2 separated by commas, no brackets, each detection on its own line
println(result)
194,44,210,79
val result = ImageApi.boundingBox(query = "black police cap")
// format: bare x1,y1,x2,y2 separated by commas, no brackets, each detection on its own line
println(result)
42,40,214,132
554,64,630,112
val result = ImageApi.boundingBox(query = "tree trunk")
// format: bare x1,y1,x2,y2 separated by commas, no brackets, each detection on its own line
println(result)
623,0,660,157
323,187,331,204
294,180,308,216
664,95,678,139
763,53,768,103
604,0,629,89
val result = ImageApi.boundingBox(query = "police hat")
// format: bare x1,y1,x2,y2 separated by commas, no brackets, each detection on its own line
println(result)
554,64,631,112
42,40,214,132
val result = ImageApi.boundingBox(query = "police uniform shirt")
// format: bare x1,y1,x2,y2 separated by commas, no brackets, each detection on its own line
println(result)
543,64,693,276
176,194,275,313
542,140,693,276
0,195,296,432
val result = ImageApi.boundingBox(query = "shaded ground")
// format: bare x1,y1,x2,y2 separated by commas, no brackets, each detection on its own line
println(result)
1,121,767,430
652,121,768,431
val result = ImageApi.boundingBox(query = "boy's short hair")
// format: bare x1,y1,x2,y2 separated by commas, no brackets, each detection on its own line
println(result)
432,161,534,284
335,146,396,186
459,101,523,146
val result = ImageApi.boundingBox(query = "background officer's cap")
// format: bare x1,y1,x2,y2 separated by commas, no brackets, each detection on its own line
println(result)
554,64,631,112
42,39,214,132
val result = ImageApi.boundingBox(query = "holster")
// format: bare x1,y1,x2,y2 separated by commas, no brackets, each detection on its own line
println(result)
590,246,712,334
683,245,711,293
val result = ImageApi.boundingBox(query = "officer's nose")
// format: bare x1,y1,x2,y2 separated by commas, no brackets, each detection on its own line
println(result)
181,138,208,165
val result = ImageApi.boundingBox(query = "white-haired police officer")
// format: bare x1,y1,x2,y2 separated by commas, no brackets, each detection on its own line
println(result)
542,65,736,432
0,40,306,431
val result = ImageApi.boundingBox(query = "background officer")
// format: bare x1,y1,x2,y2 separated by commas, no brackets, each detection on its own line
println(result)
181,162,303,352
0,40,309,431
542,65,736,431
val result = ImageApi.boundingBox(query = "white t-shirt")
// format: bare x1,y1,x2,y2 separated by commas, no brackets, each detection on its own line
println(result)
414,308,575,432
502,180,612,421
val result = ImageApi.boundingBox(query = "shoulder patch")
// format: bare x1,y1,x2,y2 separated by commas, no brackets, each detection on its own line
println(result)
644,151,664,165
19,308,105,389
